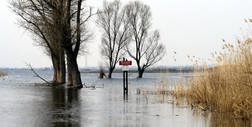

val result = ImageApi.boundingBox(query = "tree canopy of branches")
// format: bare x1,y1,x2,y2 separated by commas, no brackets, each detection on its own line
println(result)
97,0,131,78
10,0,66,83
11,0,93,87
125,1,166,78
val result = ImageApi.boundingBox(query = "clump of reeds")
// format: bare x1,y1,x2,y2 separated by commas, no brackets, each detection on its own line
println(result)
154,71,189,105
153,73,172,103
172,78,186,98
155,78,170,95
0,71,6,77
171,78,189,106
174,30,252,122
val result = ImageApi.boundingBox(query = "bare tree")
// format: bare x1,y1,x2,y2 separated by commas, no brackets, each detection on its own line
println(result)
11,0,93,87
10,0,66,83
124,1,165,78
62,0,93,88
97,0,131,78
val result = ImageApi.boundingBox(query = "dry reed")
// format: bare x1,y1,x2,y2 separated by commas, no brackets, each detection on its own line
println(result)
172,77,186,98
173,34,252,122
155,78,170,95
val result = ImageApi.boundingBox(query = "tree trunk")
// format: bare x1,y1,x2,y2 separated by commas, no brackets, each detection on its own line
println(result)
108,67,114,79
66,51,83,88
51,52,66,83
58,49,66,83
53,64,57,82
71,59,82,88
138,69,144,78
108,73,112,79
136,61,144,78
67,54,73,86
52,55,58,82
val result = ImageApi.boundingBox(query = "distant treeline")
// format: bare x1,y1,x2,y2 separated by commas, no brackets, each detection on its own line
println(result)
81,67,197,73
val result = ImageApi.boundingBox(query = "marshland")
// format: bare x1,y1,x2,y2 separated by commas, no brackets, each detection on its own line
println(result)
1,0,252,126
170,35,252,126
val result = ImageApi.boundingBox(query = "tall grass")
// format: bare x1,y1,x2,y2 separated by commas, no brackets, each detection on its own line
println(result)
173,34,252,122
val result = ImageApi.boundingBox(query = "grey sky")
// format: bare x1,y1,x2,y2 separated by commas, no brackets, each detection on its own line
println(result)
1,0,252,68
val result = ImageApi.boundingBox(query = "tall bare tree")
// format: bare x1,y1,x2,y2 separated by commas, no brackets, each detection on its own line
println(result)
97,0,131,78
10,0,66,83
46,0,92,88
11,0,93,87
124,1,165,78
63,0,93,87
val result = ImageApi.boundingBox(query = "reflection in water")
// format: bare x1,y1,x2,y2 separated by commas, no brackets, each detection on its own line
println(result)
101,88,151,127
51,88,81,127
210,113,251,127
124,93,128,102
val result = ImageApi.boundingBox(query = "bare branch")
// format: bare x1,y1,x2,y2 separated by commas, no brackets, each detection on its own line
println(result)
25,63,50,84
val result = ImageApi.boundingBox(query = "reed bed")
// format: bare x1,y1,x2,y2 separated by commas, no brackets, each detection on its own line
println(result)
172,36,252,122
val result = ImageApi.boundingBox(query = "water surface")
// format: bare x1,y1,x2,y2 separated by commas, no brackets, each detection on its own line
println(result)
0,69,210,127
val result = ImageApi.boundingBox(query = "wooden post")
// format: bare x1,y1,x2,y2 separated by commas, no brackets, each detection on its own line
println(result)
123,58,128,99
120,58,131,100
126,66,128,95
123,58,125,94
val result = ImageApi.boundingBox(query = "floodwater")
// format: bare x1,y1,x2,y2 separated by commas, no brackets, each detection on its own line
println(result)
0,69,213,127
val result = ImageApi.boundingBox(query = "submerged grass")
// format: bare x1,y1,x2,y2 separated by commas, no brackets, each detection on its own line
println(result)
155,77,170,95
172,35,252,122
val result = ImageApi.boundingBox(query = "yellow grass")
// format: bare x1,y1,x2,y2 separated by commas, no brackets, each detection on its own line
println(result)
155,77,170,95
172,78,186,98
173,36,252,122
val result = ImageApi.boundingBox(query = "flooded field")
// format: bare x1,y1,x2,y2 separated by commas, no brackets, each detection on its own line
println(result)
0,69,219,127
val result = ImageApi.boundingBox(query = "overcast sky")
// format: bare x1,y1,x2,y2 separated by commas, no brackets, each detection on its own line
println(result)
1,0,252,68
